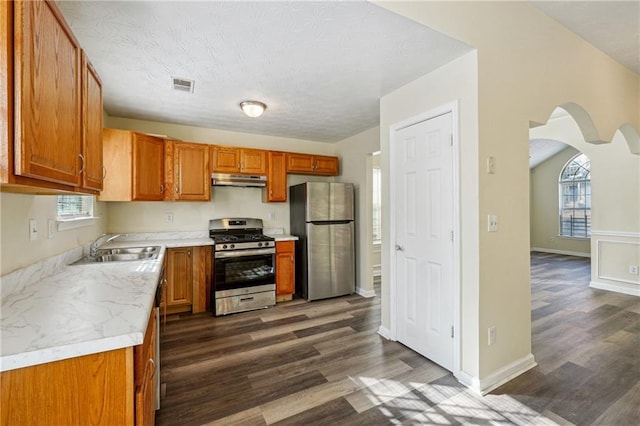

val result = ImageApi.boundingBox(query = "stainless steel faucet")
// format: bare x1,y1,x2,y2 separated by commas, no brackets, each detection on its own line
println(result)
89,234,127,257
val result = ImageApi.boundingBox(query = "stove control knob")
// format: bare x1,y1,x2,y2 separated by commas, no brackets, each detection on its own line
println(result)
222,244,227,249
230,244,235,249
258,242,263,247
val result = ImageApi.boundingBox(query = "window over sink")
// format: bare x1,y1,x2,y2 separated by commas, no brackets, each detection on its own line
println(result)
56,195,97,230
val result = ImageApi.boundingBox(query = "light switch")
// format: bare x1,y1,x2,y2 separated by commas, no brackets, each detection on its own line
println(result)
29,219,38,241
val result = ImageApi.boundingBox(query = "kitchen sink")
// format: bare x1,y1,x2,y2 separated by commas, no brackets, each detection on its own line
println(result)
103,246,160,255
71,246,161,265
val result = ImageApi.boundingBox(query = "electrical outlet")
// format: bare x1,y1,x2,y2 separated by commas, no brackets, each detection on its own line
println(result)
488,214,499,232
630,265,639,275
164,212,174,224
48,219,55,239
486,156,496,174
29,219,38,241
488,326,496,346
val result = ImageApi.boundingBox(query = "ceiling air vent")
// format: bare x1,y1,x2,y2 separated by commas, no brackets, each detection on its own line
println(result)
171,77,195,93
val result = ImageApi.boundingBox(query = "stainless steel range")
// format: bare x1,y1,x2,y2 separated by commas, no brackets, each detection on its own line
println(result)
209,218,276,316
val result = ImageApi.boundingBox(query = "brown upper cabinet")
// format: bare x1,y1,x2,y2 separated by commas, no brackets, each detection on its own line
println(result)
170,141,210,201
100,129,165,201
81,52,104,192
286,153,339,176
211,146,267,175
1,0,103,194
133,134,165,200
264,151,287,203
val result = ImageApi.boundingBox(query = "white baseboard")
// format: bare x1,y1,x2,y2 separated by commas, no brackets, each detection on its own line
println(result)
590,280,640,297
377,326,392,340
530,247,591,258
455,370,482,394
457,353,537,395
357,287,376,298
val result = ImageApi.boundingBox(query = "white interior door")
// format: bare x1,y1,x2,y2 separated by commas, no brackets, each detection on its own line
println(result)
394,112,454,371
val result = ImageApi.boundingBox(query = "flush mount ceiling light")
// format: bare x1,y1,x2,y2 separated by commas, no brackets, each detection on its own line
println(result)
239,100,267,118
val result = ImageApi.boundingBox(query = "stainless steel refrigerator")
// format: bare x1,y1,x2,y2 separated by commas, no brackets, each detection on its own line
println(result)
290,182,355,301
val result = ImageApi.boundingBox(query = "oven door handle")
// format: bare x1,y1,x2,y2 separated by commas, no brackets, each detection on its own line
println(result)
215,248,276,258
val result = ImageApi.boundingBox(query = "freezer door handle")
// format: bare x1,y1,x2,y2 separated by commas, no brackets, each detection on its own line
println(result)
309,220,352,225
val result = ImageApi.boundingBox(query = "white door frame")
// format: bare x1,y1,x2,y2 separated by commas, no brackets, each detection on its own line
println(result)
388,101,461,377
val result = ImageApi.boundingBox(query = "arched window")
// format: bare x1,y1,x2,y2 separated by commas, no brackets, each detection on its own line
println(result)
559,153,591,238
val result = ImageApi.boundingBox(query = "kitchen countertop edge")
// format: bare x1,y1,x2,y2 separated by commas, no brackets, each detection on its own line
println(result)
0,238,214,373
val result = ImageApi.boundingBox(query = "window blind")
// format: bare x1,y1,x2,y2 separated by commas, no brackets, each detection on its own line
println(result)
57,196,94,219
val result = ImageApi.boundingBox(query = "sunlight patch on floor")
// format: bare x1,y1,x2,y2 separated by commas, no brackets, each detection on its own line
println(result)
352,379,566,425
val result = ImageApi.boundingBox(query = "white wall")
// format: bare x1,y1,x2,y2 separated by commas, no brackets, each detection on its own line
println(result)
0,193,108,275
530,146,591,256
376,0,639,388
334,126,380,296
104,116,336,234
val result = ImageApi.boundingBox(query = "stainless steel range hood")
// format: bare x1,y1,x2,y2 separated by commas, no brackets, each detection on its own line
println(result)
211,173,267,188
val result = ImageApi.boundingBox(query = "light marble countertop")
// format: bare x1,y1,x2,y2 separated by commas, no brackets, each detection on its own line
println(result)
0,237,214,373
266,234,299,242
263,227,299,242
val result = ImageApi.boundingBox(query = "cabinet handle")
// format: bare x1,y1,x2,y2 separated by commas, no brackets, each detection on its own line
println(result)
160,184,164,194
78,153,86,174
270,189,273,195
148,358,156,377
238,162,241,170
187,251,191,256
175,184,179,194
102,165,107,180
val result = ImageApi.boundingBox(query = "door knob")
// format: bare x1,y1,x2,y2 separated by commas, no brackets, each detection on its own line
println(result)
395,244,404,252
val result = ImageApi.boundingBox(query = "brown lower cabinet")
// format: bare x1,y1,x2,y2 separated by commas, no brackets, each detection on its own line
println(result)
162,246,212,315
276,240,295,302
0,309,157,426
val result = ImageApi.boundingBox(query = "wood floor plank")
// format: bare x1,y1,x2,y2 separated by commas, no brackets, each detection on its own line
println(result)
156,253,639,425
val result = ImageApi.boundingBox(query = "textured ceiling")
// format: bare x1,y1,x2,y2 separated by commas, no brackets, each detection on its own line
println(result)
531,1,640,74
57,1,472,143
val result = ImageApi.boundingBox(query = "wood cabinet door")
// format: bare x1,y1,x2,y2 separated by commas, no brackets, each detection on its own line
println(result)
174,142,210,201
313,155,339,176
211,146,240,173
191,246,212,314
166,247,193,308
134,315,156,426
132,133,165,200
286,153,314,174
134,365,155,426
81,52,103,191
240,148,267,174
99,128,133,201
14,0,82,187
266,151,287,202
276,241,295,295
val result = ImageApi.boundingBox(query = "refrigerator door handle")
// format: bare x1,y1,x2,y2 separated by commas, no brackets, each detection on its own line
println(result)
309,220,352,225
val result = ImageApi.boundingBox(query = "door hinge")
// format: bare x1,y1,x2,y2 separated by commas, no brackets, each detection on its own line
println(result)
450,230,454,242
451,326,454,338
450,134,453,146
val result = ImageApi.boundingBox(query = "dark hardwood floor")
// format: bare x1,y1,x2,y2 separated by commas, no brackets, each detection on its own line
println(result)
156,253,640,425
